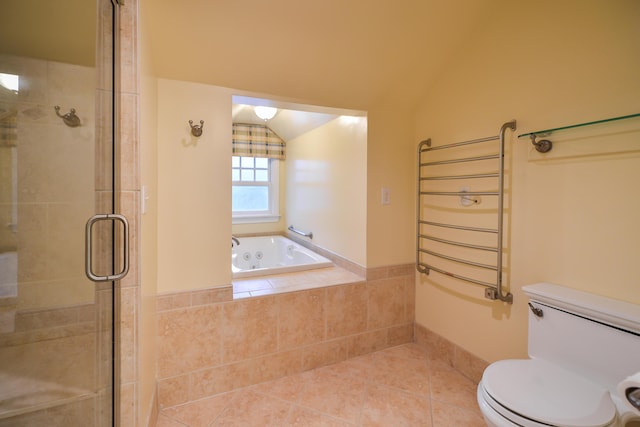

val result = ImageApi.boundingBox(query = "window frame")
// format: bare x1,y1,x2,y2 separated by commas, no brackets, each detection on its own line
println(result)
232,156,280,224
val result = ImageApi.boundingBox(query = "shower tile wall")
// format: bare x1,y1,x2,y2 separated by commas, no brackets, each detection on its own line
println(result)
114,0,142,424
0,54,99,423
0,54,96,310
156,265,415,410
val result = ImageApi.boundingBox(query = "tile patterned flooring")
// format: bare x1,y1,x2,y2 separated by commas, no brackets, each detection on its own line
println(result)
156,343,485,426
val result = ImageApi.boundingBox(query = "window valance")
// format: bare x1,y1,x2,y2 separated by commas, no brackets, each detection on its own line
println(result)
232,123,286,160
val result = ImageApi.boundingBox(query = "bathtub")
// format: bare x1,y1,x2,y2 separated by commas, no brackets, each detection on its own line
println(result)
232,235,332,279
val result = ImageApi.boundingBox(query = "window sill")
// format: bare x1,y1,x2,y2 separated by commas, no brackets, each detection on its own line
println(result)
232,214,281,225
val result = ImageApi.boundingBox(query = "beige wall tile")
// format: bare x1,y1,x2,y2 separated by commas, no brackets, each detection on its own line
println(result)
47,202,93,282
278,289,325,350
347,329,387,358
365,266,389,281
119,0,138,95
0,333,95,391
221,297,278,363
157,304,222,378
326,283,367,339
154,265,419,408
158,375,189,409
415,323,456,367
77,304,96,323
119,94,140,191
301,338,348,371
389,264,415,277
387,323,414,347
120,286,137,364
191,286,233,305
48,398,97,427
118,190,140,289
189,360,253,400
16,204,47,283
156,292,191,312
94,89,113,192
367,278,404,329
14,306,81,332
404,276,416,322
18,122,94,204
120,383,138,426
453,345,488,384
251,349,302,385
161,392,238,425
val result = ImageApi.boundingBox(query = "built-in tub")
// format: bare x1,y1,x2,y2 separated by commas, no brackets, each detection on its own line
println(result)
232,235,332,279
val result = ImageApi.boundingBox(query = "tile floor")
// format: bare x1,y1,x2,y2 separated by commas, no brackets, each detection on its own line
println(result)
156,343,485,427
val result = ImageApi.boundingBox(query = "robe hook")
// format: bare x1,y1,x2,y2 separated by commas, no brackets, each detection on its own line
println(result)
54,105,81,127
189,120,204,137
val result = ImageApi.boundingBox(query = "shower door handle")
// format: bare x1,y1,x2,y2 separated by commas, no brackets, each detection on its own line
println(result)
85,214,130,282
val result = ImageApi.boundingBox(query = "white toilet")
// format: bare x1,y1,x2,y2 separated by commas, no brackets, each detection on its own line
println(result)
477,282,640,427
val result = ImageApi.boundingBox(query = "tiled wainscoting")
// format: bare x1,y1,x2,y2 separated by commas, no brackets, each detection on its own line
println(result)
156,264,416,409
414,323,489,384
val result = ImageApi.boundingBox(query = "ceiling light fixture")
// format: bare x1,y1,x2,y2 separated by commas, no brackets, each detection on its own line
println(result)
254,106,277,121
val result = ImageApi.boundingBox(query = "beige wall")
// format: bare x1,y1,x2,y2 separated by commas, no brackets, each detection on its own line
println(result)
156,79,233,293
366,102,416,267
286,116,367,266
155,85,420,291
413,0,640,363
157,81,372,292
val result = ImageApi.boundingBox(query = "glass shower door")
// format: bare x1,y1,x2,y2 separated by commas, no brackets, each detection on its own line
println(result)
0,0,119,425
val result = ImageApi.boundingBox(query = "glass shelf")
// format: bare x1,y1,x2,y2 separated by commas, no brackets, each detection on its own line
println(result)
518,113,640,138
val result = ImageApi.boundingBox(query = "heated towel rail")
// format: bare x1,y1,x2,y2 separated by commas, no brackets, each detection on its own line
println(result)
416,121,516,303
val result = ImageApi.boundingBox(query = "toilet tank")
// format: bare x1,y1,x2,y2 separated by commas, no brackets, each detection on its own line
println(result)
523,283,640,391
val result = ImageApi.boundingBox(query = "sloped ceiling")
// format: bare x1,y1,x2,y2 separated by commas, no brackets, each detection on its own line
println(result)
144,0,498,111
232,103,339,141
0,0,96,66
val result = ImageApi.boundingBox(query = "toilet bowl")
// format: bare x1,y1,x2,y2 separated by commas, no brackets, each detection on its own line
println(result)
478,359,619,427
477,283,640,427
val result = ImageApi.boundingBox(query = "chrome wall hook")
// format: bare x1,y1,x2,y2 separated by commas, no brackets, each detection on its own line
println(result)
189,120,204,137
529,133,552,153
54,105,81,127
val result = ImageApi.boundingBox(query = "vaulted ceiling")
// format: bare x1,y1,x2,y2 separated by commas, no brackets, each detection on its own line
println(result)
143,0,498,111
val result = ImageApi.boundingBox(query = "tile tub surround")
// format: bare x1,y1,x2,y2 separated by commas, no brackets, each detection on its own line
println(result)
156,343,485,426
232,266,363,298
156,265,415,409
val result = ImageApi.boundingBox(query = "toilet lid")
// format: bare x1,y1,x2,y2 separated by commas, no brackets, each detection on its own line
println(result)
482,359,617,427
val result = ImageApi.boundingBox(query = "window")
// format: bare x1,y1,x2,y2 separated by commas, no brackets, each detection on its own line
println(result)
232,156,279,223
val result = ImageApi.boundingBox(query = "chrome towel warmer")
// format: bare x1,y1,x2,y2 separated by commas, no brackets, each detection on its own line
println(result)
416,121,516,303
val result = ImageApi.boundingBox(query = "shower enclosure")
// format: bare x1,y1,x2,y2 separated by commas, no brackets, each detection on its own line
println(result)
0,0,122,425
